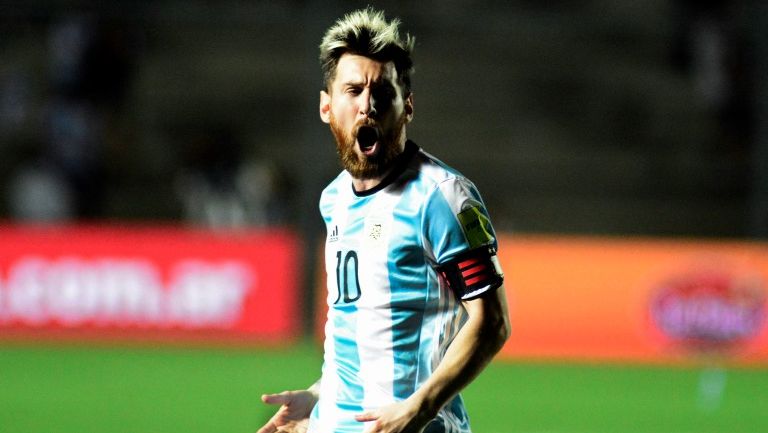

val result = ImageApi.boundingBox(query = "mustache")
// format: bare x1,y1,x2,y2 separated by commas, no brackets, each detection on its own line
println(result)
354,118,378,134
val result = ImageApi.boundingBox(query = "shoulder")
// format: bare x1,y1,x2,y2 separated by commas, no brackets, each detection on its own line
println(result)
410,147,464,187
410,148,482,207
321,170,349,195
319,170,350,215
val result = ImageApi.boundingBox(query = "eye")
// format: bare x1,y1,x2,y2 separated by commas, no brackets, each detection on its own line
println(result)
373,85,395,100
346,87,363,95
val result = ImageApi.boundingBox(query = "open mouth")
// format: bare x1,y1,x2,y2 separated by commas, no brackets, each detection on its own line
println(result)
356,126,379,152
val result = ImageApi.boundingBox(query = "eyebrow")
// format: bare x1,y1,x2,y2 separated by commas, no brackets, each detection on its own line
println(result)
342,80,365,88
341,78,392,88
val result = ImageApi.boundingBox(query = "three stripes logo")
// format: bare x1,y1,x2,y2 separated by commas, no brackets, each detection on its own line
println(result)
458,256,491,288
329,225,339,243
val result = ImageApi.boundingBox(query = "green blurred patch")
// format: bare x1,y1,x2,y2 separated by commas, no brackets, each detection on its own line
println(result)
0,343,765,433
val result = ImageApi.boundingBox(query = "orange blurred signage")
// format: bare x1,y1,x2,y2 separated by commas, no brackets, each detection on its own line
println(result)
497,235,768,364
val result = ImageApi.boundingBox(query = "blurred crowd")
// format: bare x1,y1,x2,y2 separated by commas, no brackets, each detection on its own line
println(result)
0,1,761,235
1,10,289,228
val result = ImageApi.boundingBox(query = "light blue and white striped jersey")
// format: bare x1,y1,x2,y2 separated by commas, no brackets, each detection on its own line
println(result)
309,141,500,433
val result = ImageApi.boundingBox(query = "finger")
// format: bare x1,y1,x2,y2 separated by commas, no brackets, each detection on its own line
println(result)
261,391,292,406
354,411,379,422
255,420,278,433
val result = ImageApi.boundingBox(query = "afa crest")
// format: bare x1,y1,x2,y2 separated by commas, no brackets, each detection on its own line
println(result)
369,223,383,240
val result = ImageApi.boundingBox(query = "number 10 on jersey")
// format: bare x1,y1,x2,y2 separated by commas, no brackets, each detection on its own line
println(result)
334,250,361,304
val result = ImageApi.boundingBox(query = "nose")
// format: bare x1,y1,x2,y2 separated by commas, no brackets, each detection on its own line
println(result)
360,91,377,118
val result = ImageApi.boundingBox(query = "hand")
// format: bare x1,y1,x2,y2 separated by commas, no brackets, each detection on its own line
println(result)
256,389,318,433
354,399,432,433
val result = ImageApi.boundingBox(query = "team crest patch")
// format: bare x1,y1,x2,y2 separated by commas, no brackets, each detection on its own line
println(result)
363,216,388,248
369,223,383,240
457,206,493,249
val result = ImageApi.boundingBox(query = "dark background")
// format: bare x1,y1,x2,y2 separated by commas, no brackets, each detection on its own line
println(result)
2,0,767,239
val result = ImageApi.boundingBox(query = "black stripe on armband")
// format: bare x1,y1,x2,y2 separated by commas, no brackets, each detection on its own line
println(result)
435,246,504,300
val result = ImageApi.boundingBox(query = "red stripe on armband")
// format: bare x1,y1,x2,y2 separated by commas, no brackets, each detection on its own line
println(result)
461,263,487,278
465,274,489,286
435,246,504,300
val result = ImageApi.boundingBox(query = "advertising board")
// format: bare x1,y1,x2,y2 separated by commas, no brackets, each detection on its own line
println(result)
0,225,300,344
497,235,768,364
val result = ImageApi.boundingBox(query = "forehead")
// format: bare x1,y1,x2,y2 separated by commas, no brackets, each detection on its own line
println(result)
332,53,399,86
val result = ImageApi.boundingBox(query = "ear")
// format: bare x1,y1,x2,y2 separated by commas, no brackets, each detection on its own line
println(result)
319,90,331,124
404,92,414,123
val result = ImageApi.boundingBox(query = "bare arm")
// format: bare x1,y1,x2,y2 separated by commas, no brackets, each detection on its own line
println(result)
355,285,511,432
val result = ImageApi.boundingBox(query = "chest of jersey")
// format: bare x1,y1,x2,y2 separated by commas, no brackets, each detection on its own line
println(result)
324,188,428,311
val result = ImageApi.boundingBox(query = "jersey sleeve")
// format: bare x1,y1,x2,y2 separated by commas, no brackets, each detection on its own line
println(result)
423,177,504,300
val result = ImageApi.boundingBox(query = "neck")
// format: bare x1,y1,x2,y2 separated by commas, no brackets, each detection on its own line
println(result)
352,172,388,192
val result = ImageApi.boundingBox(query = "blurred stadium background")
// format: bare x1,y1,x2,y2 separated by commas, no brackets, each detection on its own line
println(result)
1,1,767,432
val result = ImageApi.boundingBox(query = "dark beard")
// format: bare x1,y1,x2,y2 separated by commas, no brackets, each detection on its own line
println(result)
330,114,406,179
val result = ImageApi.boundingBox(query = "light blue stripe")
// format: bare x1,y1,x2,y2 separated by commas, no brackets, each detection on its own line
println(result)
388,181,428,399
320,182,339,224
424,185,470,263
332,301,364,430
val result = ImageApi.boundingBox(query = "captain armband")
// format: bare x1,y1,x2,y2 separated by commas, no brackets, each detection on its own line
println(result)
435,246,504,301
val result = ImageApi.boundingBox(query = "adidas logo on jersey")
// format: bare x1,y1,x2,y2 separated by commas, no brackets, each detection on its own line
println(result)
329,225,339,243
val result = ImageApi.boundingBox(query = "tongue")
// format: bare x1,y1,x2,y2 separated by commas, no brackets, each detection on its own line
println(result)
357,127,379,150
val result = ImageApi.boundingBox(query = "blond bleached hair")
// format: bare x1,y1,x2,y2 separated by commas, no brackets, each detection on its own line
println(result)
319,7,415,93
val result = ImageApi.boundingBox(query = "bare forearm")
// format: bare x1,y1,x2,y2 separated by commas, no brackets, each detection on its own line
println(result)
410,289,510,419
